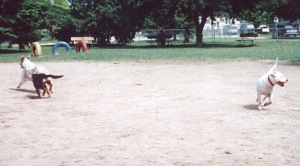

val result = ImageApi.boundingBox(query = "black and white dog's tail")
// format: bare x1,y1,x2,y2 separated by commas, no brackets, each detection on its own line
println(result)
44,74,64,79
34,74,64,79
32,74,63,90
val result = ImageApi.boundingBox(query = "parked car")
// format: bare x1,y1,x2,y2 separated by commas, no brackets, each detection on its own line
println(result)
223,25,238,35
240,23,255,34
277,24,298,37
257,25,270,34
293,22,300,34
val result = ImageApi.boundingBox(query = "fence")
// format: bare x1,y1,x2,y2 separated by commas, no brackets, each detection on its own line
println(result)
137,28,300,42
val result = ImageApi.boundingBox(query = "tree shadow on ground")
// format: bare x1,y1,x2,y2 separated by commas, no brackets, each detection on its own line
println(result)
0,49,30,54
95,42,246,49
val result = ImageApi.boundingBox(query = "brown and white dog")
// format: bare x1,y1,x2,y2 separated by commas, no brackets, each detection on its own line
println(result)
17,56,49,88
256,57,288,110
17,56,63,97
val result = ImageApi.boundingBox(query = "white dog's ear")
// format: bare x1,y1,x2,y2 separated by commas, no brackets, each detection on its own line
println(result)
26,56,30,60
271,71,276,77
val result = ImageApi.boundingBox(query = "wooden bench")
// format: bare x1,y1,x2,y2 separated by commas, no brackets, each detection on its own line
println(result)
146,34,173,46
236,39,256,45
166,39,173,45
147,34,172,40
70,37,95,44
147,39,173,45
146,40,156,45
236,33,258,45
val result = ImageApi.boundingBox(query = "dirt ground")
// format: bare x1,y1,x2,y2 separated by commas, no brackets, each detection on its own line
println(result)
1,60,300,166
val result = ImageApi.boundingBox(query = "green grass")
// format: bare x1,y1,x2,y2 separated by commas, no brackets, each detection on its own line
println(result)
0,38,300,63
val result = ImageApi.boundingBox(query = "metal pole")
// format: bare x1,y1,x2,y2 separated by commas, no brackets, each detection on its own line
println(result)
276,22,278,41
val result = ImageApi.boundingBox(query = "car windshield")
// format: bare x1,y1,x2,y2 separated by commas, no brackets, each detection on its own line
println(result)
247,25,255,29
285,25,293,29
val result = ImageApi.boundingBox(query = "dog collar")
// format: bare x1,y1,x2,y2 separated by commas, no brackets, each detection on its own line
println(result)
268,75,275,86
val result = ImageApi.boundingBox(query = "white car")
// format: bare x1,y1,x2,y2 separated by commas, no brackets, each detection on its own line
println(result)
257,25,270,34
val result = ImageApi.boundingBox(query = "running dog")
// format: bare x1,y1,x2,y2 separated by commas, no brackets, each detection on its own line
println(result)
17,56,63,96
256,57,288,110
17,56,50,88
32,74,63,97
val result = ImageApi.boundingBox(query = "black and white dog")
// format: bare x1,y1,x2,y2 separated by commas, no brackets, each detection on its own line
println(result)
32,74,63,97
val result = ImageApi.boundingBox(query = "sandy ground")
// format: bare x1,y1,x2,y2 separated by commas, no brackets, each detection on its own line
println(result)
1,60,300,166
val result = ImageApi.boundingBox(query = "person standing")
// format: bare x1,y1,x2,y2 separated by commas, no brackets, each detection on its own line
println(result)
183,27,191,46
157,30,165,47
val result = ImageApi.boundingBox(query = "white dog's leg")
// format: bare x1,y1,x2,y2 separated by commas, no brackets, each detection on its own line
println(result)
270,94,273,103
264,94,273,106
257,93,263,110
17,70,27,88
262,95,273,106
259,95,269,110
262,95,268,104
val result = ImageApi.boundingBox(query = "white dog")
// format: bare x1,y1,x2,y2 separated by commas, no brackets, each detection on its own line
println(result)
17,56,50,88
256,57,288,110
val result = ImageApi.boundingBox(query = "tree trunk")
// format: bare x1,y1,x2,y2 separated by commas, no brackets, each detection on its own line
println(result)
51,0,55,40
194,15,207,47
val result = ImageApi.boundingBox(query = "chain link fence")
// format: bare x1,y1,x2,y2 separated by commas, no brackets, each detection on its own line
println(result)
136,27,300,42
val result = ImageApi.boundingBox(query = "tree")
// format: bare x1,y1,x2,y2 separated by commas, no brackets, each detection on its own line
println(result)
176,0,267,47
68,0,159,44
274,0,300,22
13,1,49,49
0,0,74,49
143,0,180,29
112,0,159,44
178,0,222,47
237,0,300,27
239,1,275,27
0,0,25,47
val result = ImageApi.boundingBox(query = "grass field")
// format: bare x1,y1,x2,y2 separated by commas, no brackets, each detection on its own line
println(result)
0,38,299,63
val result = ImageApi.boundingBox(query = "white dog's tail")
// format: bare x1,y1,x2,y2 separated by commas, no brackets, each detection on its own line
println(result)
267,57,278,74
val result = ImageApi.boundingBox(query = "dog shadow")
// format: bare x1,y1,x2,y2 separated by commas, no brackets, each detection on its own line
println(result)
243,104,258,110
10,88,48,99
10,88,36,94
26,95,49,100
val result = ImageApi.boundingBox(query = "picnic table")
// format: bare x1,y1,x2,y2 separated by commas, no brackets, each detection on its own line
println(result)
236,33,258,45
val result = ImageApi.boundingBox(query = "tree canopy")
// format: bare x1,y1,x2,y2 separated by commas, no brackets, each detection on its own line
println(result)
0,0,74,49
0,0,299,48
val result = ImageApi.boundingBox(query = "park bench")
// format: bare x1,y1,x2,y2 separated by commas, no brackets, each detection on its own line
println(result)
70,37,95,44
146,34,173,46
236,33,258,45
